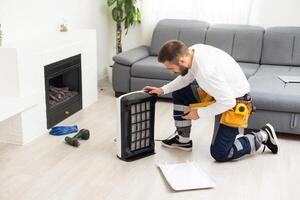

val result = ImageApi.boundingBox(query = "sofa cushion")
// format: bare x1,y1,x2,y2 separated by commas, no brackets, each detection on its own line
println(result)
249,74,300,113
254,65,299,76
261,27,300,66
205,24,264,63
238,62,260,79
150,19,209,56
131,56,178,80
291,67,300,74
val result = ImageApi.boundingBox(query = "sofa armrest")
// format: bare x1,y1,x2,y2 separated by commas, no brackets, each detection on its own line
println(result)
113,45,150,66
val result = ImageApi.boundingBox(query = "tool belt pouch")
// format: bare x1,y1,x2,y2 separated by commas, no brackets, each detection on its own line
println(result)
197,88,214,103
220,98,253,128
190,88,216,108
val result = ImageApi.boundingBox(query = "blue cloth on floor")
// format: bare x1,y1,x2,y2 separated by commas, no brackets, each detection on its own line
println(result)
49,125,78,136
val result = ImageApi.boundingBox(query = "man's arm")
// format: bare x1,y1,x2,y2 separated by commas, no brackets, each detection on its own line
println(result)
161,70,195,94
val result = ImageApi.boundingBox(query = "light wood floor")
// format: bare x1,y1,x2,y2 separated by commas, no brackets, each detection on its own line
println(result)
1,82,300,200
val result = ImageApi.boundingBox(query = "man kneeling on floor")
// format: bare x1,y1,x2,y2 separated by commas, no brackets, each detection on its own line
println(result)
143,40,279,162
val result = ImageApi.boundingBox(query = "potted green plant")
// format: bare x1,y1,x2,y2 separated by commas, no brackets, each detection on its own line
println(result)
106,0,141,84
107,0,141,54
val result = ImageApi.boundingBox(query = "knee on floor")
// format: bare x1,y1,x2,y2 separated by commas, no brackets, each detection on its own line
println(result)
210,146,229,162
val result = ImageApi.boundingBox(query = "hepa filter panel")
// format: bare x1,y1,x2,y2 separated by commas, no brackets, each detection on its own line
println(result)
117,91,157,161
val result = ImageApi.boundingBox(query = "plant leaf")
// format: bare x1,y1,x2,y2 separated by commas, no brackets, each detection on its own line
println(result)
110,0,141,35
117,0,124,6
136,8,141,23
107,0,116,6
112,7,123,22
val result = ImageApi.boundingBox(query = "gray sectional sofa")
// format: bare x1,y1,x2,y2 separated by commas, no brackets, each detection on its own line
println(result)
112,19,300,135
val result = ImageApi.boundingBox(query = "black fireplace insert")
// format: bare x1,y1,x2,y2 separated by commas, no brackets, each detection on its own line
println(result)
44,54,82,129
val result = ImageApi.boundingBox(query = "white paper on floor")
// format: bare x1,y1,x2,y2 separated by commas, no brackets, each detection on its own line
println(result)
278,75,300,83
157,161,216,191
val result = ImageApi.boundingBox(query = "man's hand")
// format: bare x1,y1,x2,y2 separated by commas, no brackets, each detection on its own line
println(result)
182,107,199,120
143,86,164,95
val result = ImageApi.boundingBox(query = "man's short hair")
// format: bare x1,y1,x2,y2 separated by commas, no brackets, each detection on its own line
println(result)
157,40,189,63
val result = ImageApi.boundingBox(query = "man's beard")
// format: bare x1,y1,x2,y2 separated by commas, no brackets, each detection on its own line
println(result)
178,64,189,76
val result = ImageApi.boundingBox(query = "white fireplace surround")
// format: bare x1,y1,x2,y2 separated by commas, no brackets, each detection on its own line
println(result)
0,30,98,144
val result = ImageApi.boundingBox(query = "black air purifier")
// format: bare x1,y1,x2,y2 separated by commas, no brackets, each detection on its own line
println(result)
117,91,157,161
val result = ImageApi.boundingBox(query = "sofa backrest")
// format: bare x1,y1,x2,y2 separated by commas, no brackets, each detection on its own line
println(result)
261,27,300,66
150,19,209,56
205,24,264,63
150,20,300,67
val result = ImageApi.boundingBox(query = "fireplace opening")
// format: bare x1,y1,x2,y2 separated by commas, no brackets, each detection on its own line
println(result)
48,71,80,109
44,54,82,129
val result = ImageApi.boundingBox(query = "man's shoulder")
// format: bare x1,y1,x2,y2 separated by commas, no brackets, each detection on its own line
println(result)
190,44,230,54
190,43,218,49
190,44,221,57
189,43,206,49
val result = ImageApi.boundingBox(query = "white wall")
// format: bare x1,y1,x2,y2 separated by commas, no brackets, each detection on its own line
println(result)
249,0,300,27
1,0,300,82
139,0,300,46
0,0,119,81
139,0,253,45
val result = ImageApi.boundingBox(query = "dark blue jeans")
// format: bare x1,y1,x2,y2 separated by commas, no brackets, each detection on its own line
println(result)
172,83,253,162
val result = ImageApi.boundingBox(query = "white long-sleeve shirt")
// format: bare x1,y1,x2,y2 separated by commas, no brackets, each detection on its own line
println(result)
161,44,250,117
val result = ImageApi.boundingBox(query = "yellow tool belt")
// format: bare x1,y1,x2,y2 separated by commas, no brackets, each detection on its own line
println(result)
189,88,255,128
189,88,216,108
220,95,254,128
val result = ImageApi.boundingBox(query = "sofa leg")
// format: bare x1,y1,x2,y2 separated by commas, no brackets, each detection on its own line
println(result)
115,91,125,97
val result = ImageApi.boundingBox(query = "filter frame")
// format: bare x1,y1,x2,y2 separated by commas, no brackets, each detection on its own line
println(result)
118,92,157,161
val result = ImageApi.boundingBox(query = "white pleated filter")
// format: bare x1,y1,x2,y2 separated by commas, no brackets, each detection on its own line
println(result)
130,101,152,151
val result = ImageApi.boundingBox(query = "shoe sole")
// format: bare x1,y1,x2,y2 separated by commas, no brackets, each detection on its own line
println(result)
161,142,192,152
266,123,279,152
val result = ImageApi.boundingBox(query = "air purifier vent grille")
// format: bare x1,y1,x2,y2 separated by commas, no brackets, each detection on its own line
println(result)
129,102,152,151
